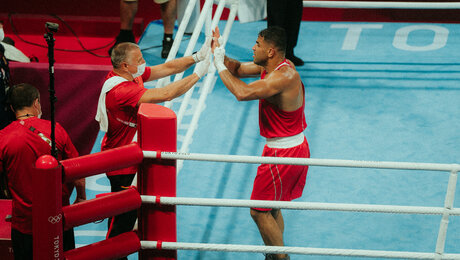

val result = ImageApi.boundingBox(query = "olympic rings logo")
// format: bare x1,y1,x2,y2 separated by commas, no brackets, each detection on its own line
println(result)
48,214,62,224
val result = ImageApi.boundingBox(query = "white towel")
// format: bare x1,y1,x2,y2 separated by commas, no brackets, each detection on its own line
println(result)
95,76,128,132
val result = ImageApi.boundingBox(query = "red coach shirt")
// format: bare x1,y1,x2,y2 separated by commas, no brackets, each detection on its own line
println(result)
101,67,150,176
0,117,78,234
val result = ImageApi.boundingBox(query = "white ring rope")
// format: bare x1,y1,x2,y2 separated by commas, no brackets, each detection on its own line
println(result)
142,150,459,258
143,151,460,172
140,241,460,259
141,195,460,215
302,1,460,9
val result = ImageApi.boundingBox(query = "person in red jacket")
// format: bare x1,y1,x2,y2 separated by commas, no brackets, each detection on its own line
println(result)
212,26,310,260
0,83,86,260
96,41,210,260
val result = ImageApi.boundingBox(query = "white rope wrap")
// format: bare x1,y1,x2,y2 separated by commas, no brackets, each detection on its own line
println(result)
302,1,460,9
141,195,460,215
140,241,460,259
143,151,460,172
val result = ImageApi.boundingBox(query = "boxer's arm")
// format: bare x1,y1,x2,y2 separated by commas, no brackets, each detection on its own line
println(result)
218,69,287,101
224,57,261,78
212,27,261,78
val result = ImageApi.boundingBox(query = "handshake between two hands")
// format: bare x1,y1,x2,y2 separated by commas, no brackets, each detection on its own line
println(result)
193,28,228,79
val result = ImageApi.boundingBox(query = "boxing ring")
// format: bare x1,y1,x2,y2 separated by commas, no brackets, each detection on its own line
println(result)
30,1,460,259
32,103,460,259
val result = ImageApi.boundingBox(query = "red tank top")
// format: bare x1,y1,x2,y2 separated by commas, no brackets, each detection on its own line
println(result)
259,59,306,138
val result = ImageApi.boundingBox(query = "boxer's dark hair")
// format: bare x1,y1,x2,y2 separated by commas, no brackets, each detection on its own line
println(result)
258,26,286,54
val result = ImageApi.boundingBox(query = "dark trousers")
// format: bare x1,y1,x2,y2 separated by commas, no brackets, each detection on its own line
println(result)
107,174,137,260
267,0,303,57
11,229,32,260
11,228,75,259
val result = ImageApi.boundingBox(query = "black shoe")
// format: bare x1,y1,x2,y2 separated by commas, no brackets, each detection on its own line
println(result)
265,254,276,260
286,54,304,66
161,37,173,59
108,30,136,56
264,254,290,260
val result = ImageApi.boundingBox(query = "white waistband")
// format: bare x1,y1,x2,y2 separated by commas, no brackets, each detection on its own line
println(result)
266,132,305,149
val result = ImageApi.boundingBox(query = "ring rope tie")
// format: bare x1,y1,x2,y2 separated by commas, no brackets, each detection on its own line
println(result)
155,196,161,206
157,241,163,250
156,150,161,159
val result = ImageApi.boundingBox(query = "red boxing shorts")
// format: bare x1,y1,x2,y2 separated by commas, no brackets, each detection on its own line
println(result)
250,137,310,211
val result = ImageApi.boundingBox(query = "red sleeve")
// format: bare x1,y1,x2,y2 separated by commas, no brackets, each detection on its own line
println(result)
141,66,151,82
114,82,147,109
56,123,79,159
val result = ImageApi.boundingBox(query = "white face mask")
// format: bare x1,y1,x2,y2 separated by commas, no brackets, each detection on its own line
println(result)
0,28,4,42
131,62,146,78
36,104,42,119
34,99,42,119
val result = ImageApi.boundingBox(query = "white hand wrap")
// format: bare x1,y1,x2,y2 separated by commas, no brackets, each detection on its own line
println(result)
195,52,211,79
213,46,227,73
213,36,224,47
192,36,211,63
